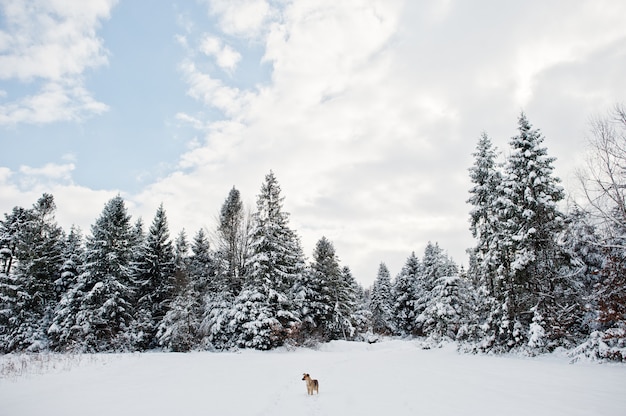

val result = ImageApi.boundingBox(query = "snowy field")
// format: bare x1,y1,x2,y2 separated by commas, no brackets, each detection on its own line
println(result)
1,340,625,416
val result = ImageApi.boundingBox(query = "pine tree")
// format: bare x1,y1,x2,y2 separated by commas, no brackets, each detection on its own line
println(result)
0,195,65,352
392,252,421,336
189,228,213,295
294,236,342,341
48,226,85,351
63,195,137,352
467,133,502,293
412,242,458,336
339,266,370,338
489,113,573,350
417,275,480,341
230,171,305,349
157,283,201,352
132,204,176,349
370,262,393,334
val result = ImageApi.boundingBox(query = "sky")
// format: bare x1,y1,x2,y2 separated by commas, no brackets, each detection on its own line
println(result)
1,0,625,286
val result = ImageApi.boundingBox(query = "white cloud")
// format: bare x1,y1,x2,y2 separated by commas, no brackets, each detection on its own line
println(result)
0,0,116,124
19,162,75,182
0,80,109,125
200,34,242,71
0,163,117,234
207,0,273,38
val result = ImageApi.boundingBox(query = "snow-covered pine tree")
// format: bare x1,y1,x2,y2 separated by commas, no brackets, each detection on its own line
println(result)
559,207,605,340
370,262,394,334
412,242,458,335
173,229,190,292
467,133,502,294
392,252,421,336
489,113,574,350
63,195,138,352
340,266,370,338
326,257,367,341
157,281,202,352
56,226,84,295
294,236,342,342
132,204,176,350
229,171,305,349
48,225,85,351
417,275,480,342
0,195,65,352
157,229,206,351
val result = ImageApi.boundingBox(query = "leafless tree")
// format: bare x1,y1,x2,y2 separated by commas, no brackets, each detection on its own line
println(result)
578,104,626,246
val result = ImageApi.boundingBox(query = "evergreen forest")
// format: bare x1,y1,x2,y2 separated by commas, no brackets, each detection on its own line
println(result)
1,110,625,361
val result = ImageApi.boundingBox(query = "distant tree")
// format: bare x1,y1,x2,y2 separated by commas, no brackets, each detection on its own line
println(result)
132,204,176,350
56,226,84,295
173,229,190,292
294,236,356,342
417,275,481,341
370,262,393,334
157,280,201,352
467,133,502,293
412,242,458,336
392,252,421,336
189,228,213,295
215,187,250,296
48,226,85,351
339,266,370,338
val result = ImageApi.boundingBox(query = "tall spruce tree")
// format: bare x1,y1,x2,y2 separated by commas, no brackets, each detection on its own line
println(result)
229,171,305,349
339,266,370,338
370,262,393,334
489,113,573,350
392,252,421,336
0,195,64,352
48,225,85,351
413,242,458,336
467,133,502,293
63,195,137,351
294,236,342,341
133,204,176,349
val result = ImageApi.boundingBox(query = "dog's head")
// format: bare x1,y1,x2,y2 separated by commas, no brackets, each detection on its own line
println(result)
302,373,310,381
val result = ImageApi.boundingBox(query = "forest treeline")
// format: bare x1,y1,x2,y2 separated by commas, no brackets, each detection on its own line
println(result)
1,110,625,361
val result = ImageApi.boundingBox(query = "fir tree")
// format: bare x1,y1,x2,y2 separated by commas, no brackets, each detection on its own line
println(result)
0,195,64,352
339,266,370,338
489,113,573,350
392,252,421,336
173,229,190,292
231,171,305,349
189,228,213,295
417,275,480,341
467,133,502,293
132,204,176,349
370,262,393,334
62,195,137,352
294,236,342,341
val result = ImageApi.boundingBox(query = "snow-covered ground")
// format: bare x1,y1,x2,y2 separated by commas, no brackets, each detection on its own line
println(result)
1,340,624,416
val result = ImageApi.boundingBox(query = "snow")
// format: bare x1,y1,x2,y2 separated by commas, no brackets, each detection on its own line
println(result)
1,339,624,416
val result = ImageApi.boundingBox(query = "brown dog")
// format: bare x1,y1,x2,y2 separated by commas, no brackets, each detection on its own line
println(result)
302,373,319,395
